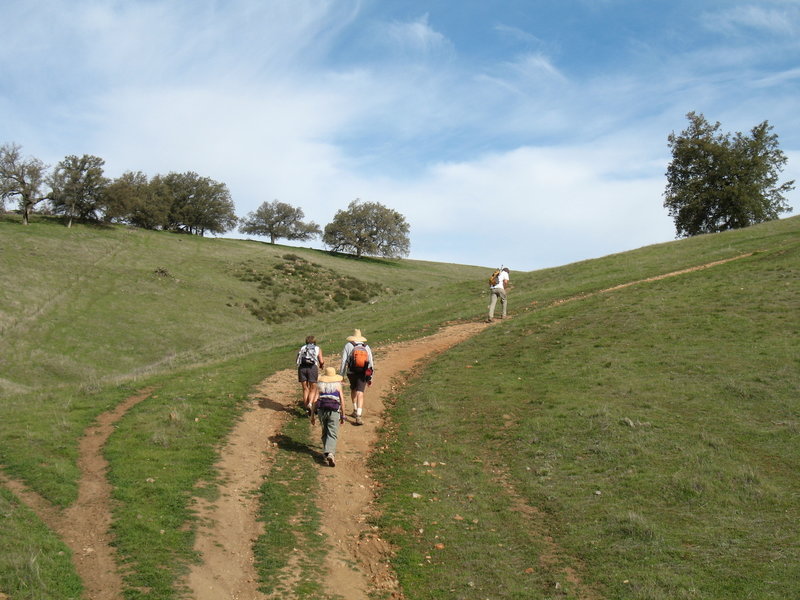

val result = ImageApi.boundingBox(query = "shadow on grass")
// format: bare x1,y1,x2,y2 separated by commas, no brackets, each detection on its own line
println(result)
318,249,406,268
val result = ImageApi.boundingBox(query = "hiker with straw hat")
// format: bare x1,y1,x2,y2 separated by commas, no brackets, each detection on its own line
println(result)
339,329,374,426
311,367,345,467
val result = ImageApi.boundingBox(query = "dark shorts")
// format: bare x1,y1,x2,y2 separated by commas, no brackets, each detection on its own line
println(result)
298,365,318,383
346,372,368,392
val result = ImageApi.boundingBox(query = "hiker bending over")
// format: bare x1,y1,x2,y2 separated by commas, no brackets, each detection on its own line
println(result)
339,329,374,426
487,267,510,322
297,335,324,415
310,367,345,467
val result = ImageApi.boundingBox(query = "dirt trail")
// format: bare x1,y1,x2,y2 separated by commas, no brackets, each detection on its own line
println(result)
0,388,154,600
186,321,490,599
550,253,755,308
186,373,296,598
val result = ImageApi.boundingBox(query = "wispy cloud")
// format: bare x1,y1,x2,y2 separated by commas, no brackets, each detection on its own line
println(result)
493,24,546,47
2,0,797,270
374,13,454,58
703,3,800,37
504,52,568,83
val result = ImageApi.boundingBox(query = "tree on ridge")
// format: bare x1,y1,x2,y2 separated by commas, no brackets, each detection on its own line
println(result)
323,199,410,258
49,154,109,228
0,142,49,225
664,112,794,237
239,200,321,244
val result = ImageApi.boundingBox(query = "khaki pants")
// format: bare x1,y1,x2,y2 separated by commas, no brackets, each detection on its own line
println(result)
318,409,341,455
488,287,507,318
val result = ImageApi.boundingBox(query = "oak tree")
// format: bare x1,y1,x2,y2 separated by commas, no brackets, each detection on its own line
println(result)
0,143,48,225
161,172,237,236
49,154,109,227
239,200,321,244
323,199,410,258
664,112,794,237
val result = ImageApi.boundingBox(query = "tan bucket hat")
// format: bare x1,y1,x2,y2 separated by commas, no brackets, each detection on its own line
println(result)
318,367,343,383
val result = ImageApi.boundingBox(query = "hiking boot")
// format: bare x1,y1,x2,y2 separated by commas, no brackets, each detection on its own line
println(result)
327,454,336,467
355,415,363,426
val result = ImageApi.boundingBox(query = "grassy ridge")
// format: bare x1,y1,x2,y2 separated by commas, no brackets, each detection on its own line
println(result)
0,214,486,390
0,213,798,598
371,220,799,599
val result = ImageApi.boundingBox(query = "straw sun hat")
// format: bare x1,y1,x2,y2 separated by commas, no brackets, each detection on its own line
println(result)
346,329,367,343
318,367,343,383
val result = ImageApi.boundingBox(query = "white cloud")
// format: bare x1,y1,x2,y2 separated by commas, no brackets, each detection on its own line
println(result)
376,13,454,57
493,24,545,47
704,4,800,37
505,52,568,83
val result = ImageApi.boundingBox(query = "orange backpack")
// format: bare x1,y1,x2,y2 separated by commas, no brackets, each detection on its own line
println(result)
349,343,369,372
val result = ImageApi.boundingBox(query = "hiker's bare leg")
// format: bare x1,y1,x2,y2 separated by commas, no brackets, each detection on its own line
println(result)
309,383,318,408
302,382,317,410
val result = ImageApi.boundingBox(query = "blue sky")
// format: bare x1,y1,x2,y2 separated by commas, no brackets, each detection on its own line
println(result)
2,0,798,271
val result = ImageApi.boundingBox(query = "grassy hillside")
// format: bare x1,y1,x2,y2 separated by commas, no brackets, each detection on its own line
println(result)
373,217,799,599
0,213,797,599
0,214,486,390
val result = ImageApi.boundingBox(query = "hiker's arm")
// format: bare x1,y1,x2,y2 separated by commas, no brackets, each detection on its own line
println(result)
339,345,350,375
318,348,324,367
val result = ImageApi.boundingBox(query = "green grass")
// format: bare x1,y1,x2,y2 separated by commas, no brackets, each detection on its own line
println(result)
371,224,800,599
0,487,82,599
0,212,798,598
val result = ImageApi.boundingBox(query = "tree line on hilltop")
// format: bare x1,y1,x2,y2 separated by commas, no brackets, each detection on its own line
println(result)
1,113,794,253
0,143,411,258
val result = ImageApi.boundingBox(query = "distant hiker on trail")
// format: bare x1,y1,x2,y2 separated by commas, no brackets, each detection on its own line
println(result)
310,367,345,467
339,329,374,426
487,267,510,322
297,335,324,416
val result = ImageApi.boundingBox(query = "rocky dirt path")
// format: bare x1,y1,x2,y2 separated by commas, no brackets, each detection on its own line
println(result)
185,321,490,599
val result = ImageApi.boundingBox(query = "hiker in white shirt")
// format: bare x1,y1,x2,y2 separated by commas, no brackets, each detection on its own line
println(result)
487,267,510,322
